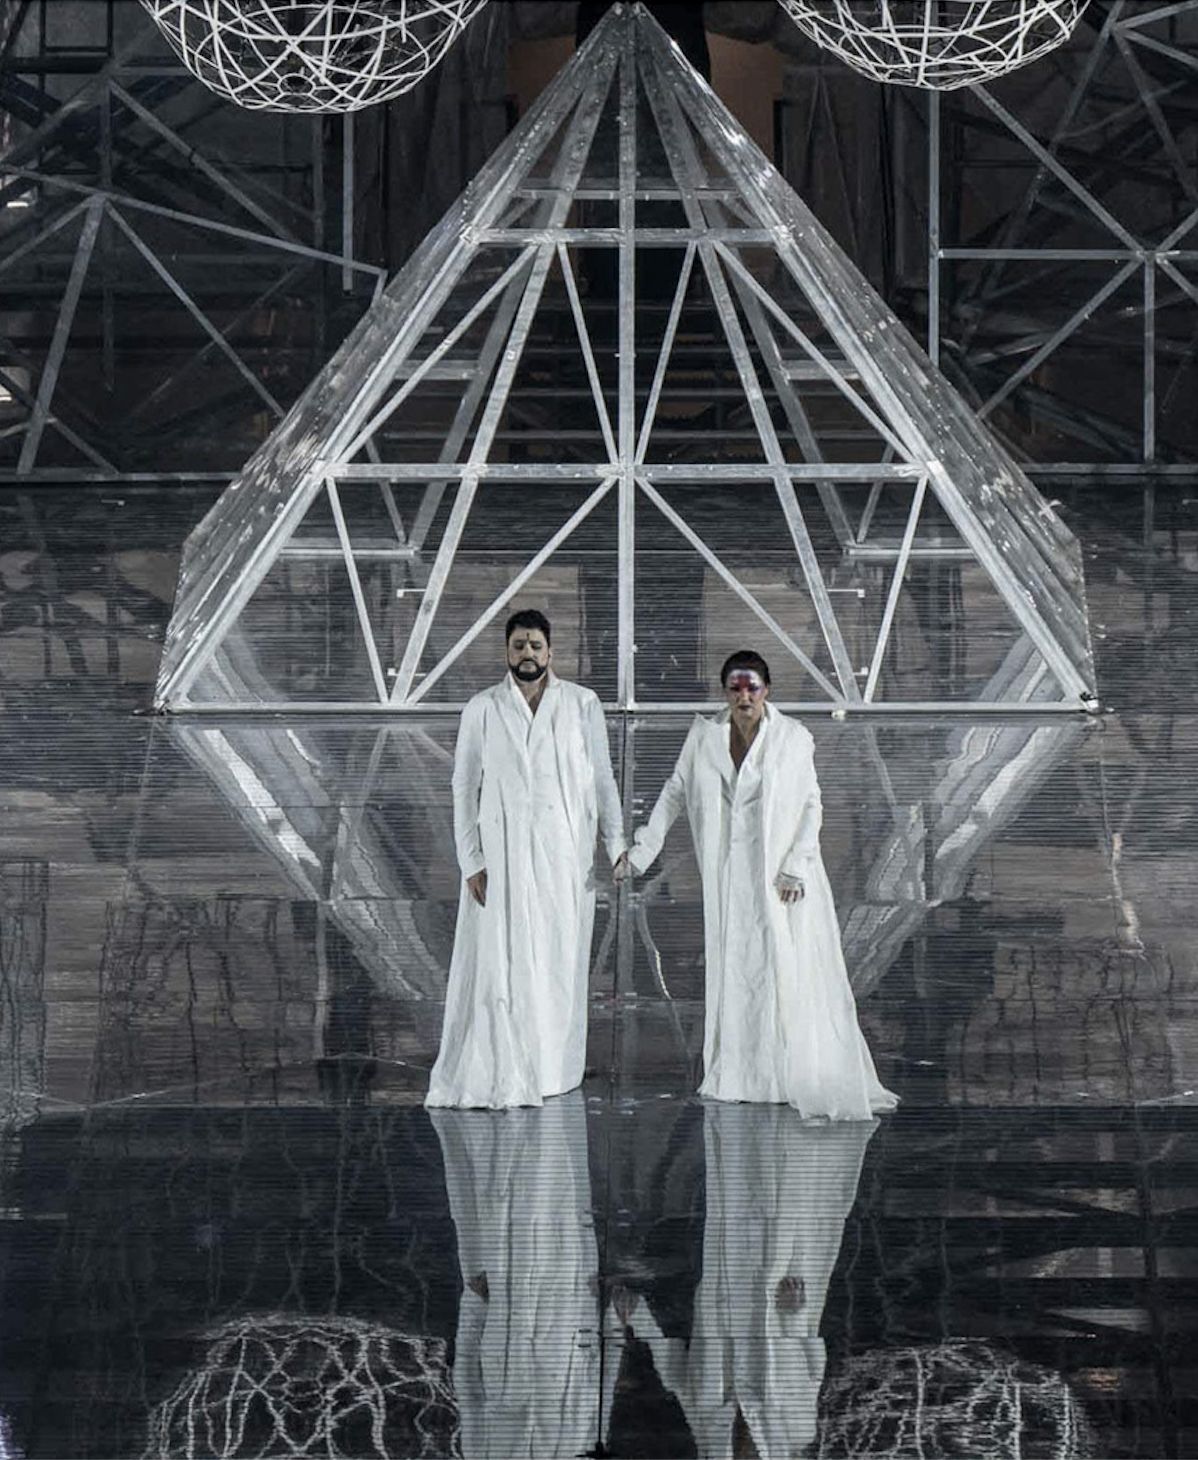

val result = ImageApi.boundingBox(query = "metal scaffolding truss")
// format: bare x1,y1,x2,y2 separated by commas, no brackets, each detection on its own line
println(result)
155,3,1096,714
0,7,387,477
0,180,385,475
929,0,1198,466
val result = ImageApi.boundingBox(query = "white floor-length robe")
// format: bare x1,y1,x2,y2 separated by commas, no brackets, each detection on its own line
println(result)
427,672,625,1108
432,1093,601,1459
628,705,896,1119
618,1103,877,1458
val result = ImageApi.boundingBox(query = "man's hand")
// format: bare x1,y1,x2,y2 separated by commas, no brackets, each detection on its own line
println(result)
467,870,487,907
612,852,631,884
774,1274,806,1314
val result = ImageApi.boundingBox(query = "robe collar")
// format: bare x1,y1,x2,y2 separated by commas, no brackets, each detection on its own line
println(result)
707,701,773,782
499,666,559,734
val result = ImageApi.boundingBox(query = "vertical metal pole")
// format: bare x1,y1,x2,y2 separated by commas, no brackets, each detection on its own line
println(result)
1143,257,1155,463
100,79,114,392
893,92,906,287
342,112,354,292
928,91,941,366
617,25,637,709
312,117,325,249
313,115,327,365
1143,478,1155,641
313,904,330,1062
614,714,632,1007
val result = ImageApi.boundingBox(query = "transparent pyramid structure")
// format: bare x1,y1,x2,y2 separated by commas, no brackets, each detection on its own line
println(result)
154,2,1097,713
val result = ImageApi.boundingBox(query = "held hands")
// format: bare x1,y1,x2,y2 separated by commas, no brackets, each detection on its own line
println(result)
475,861,630,902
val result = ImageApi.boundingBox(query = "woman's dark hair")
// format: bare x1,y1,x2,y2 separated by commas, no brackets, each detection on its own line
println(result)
505,609,552,646
720,649,771,685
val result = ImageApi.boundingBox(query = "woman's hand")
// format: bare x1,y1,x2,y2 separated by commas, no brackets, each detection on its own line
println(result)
467,870,487,906
775,871,805,905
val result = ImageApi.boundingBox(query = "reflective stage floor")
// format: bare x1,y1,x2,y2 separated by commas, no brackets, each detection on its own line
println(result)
0,483,1197,1457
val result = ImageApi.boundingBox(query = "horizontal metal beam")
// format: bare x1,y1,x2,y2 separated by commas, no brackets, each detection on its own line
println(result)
846,543,976,560
941,248,1198,260
515,187,740,201
164,699,1093,717
473,227,775,244
0,471,236,482
322,462,927,481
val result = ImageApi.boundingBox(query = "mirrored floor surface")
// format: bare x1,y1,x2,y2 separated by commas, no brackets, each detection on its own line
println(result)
0,483,1196,1457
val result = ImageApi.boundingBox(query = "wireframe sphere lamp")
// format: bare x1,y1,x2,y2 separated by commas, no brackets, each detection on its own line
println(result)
776,0,1087,89
140,0,490,112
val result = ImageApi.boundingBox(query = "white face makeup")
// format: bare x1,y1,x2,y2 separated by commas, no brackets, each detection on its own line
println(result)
724,668,769,729
507,629,551,683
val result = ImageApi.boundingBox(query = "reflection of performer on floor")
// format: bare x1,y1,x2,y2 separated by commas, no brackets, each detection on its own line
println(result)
432,1093,605,1460
618,650,896,1120
426,610,627,1109
434,1094,877,1460
610,1104,878,1460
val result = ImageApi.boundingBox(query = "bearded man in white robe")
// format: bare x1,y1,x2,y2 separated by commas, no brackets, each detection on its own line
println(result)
618,650,896,1120
426,610,626,1109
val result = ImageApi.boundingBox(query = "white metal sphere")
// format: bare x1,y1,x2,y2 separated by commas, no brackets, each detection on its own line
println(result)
141,0,490,113
777,0,1088,90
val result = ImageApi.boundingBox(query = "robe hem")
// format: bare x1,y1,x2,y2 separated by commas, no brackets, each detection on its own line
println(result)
424,1077,584,1111
697,1087,899,1121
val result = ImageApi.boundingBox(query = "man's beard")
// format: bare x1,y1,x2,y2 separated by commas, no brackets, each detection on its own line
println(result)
511,659,548,683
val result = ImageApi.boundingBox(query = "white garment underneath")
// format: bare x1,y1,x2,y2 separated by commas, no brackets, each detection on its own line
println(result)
704,724,788,1102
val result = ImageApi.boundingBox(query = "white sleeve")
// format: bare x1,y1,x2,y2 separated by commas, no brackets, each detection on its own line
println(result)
585,693,627,863
627,726,695,875
451,698,487,878
779,735,822,878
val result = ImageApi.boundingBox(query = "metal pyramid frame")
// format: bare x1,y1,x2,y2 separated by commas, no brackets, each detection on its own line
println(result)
155,2,1097,715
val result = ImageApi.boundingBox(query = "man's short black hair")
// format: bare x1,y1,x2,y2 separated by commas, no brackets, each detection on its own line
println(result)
505,609,551,646
720,649,771,685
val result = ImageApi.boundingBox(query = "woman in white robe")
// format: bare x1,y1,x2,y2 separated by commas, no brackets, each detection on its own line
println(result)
427,613,625,1109
624,652,896,1120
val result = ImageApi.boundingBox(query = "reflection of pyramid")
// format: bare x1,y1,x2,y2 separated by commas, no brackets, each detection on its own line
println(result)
155,3,1095,714
167,718,460,1001
840,642,1089,994
843,713,1086,995
166,671,1082,1019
